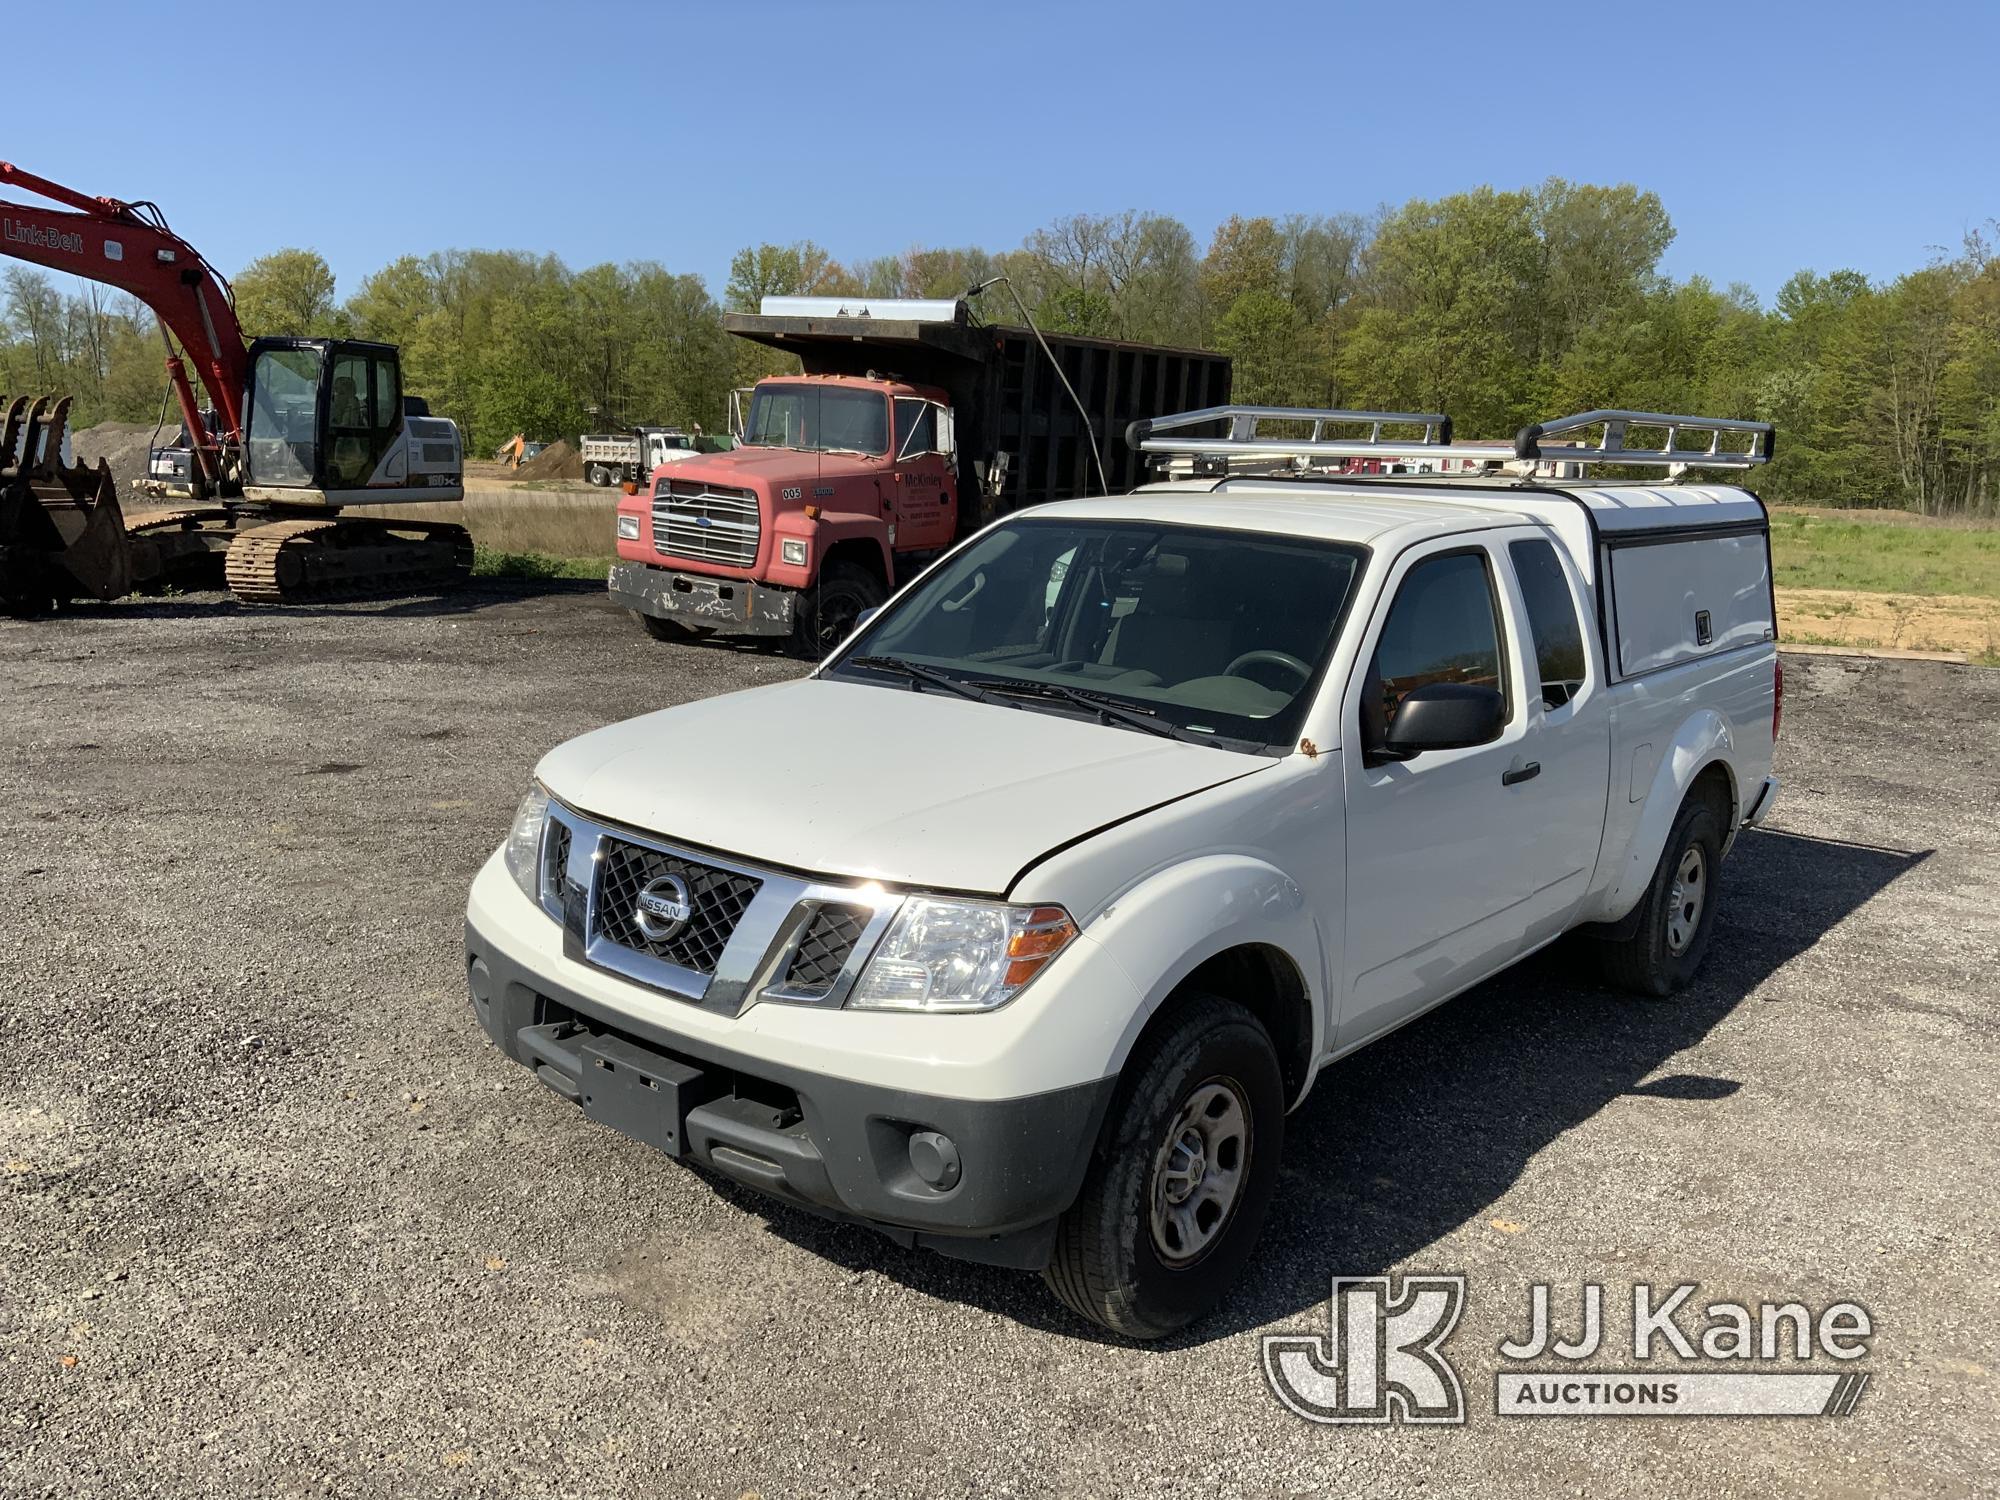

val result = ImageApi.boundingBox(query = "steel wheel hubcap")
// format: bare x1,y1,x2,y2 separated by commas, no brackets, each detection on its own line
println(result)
1149,1077,1251,1267
1666,844,1707,955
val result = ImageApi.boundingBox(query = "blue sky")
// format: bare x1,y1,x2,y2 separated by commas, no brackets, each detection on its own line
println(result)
7,0,1996,307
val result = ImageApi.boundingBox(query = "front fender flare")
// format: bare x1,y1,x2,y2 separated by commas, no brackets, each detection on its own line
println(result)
1085,854,1329,1105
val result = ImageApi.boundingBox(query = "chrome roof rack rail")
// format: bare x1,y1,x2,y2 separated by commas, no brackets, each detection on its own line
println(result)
1127,405,1775,480
1512,410,1775,473
1127,406,1453,476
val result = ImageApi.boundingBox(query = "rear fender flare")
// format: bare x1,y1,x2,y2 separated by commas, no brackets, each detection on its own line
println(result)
1593,711,1737,923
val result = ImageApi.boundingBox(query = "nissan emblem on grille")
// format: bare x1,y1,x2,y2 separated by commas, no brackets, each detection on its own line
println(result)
634,873,693,941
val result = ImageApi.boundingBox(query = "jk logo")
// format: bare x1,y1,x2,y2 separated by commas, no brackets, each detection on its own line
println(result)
1262,1275,1467,1424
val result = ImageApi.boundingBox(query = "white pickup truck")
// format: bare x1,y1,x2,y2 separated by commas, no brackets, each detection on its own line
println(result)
464,406,1783,1338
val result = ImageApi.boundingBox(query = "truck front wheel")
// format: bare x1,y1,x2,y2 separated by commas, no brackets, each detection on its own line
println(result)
793,561,884,659
1044,993,1284,1339
1598,792,1726,997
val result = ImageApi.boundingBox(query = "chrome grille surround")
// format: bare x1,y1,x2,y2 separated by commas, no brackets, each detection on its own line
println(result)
651,478,761,567
536,798,901,1016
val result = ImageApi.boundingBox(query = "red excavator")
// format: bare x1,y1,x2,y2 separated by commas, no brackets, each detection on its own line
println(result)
0,161,471,612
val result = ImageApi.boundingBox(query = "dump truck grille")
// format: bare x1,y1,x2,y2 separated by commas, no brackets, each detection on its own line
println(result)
781,905,871,997
593,836,762,975
653,479,760,566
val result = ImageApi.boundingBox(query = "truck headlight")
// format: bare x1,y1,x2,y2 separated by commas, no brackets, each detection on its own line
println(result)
617,515,641,541
503,783,550,902
849,898,1077,1012
781,538,808,566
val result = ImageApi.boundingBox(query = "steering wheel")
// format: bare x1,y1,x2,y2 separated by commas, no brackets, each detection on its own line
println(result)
1224,650,1312,689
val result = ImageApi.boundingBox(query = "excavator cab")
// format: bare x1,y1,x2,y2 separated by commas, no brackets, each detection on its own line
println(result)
241,338,463,505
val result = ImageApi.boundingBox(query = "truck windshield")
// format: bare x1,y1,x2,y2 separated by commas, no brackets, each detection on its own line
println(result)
829,519,1367,753
744,384,888,456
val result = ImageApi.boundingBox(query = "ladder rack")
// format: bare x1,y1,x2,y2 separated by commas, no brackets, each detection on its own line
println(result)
1126,405,1775,479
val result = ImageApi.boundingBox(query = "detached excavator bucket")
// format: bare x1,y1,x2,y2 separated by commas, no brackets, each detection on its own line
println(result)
0,394,134,613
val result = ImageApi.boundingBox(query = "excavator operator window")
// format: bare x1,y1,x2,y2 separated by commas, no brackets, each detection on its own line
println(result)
245,345,324,487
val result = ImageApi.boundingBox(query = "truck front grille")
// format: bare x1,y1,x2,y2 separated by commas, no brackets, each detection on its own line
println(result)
594,837,762,975
781,905,871,997
652,479,760,567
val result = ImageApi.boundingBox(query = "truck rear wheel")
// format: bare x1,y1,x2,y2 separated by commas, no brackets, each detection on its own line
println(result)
586,463,612,487
1044,993,1284,1339
1598,792,1726,997
792,561,884,659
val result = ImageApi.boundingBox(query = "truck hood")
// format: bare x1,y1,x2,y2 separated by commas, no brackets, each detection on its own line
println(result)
535,678,1270,894
658,447,878,489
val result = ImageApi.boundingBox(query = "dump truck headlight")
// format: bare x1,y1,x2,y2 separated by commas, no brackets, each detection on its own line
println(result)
781,538,808,566
504,783,550,903
617,515,641,541
849,898,1077,1012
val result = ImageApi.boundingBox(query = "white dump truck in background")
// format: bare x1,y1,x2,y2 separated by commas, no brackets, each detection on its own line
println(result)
580,427,734,487
465,405,1782,1339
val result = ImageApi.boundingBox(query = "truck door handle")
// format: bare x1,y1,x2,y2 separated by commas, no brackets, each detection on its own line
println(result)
1501,760,1541,787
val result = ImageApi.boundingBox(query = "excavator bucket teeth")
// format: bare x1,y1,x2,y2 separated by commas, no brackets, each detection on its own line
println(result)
0,392,135,610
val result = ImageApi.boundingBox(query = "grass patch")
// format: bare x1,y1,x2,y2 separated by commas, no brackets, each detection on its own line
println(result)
1768,508,2000,599
472,548,605,581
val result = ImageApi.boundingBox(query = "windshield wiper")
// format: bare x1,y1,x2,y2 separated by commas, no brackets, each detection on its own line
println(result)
982,679,1201,742
849,656,1014,707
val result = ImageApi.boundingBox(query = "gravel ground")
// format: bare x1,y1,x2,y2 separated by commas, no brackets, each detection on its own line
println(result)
2,584,1996,1498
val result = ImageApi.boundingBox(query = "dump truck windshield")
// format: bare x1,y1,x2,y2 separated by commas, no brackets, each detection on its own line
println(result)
744,384,888,456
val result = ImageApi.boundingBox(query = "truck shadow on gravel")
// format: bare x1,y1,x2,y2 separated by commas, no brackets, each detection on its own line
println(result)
722,825,1929,1347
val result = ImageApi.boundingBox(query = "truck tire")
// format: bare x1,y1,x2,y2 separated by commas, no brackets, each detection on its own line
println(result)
791,561,884,659
1044,993,1284,1340
632,610,709,643
586,463,611,487
1598,792,1726,997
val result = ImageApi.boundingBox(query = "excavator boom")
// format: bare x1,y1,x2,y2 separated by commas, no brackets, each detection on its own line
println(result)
0,162,244,480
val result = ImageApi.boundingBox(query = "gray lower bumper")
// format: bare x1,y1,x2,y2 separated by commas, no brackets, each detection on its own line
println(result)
607,560,795,637
464,915,1114,1269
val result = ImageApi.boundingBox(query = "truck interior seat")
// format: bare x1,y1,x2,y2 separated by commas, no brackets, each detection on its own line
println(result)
1099,551,1234,684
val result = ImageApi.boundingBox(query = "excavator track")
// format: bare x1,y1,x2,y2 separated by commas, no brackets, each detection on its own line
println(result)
223,516,474,604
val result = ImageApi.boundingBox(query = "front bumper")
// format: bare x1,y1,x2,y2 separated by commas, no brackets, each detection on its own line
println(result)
464,910,1115,1269
607,560,795,637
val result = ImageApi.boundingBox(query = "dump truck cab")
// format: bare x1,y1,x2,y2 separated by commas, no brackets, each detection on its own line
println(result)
608,295,1231,655
610,369,958,648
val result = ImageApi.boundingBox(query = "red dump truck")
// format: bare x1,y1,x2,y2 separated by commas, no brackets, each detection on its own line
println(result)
608,296,1231,655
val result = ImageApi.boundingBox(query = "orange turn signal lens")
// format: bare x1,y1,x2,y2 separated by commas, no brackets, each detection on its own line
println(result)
1003,906,1078,987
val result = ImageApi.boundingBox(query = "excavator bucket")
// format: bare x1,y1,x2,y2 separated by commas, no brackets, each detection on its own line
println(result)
0,394,134,613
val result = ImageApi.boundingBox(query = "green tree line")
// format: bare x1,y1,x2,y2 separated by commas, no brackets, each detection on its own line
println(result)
3,180,1995,513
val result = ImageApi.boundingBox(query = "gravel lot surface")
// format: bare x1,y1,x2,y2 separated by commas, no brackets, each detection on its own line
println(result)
2,585,1995,1498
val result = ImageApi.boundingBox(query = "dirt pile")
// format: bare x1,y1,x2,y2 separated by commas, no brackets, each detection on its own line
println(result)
514,439,584,482
70,421,162,491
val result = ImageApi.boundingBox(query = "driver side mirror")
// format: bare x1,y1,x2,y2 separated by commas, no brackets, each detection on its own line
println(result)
1378,682,1505,760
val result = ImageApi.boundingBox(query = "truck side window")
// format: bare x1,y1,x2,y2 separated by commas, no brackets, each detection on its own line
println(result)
1508,538,1587,709
1367,550,1507,736
895,398,937,459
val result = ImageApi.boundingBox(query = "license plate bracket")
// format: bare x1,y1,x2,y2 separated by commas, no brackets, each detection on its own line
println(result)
577,1034,722,1158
